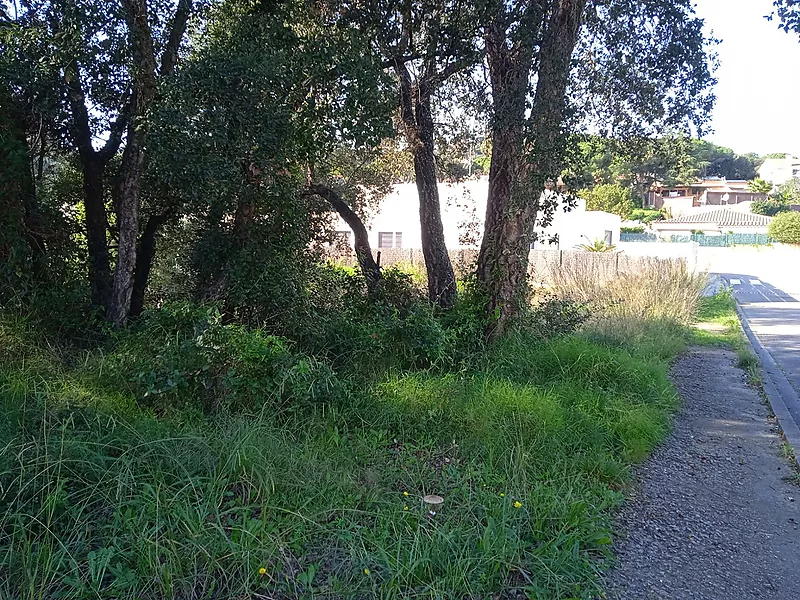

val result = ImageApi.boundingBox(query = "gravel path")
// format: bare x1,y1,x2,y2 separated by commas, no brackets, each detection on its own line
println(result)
604,347,800,600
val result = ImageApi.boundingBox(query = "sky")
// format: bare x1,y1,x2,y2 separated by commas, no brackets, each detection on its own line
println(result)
693,0,800,157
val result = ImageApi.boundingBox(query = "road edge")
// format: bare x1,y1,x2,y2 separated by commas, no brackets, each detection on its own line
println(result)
736,303,800,471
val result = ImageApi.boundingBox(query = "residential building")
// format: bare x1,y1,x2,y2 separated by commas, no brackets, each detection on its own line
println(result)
333,177,621,251
650,208,772,237
758,155,800,186
644,177,767,216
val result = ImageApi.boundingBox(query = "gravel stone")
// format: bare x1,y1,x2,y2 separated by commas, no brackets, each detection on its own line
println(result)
604,347,800,600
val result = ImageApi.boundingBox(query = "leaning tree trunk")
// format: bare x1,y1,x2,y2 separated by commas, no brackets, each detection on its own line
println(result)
110,0,158,326
308,183,382,292
129,211,171,318
413,89,457,309
478,0,586,338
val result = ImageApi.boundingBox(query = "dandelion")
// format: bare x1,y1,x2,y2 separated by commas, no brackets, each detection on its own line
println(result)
364,568,371,575
499,493,504,498
259,567,267,575
513,501,522,509
404,505,409,511
403,491,409,496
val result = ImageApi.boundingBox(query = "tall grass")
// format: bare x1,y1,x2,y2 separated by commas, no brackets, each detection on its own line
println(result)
0,260,708,599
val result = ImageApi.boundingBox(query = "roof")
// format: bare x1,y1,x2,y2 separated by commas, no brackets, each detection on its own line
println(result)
659,208,772,228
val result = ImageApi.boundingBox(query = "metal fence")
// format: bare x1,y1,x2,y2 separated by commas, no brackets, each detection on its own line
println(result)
620,232,772,246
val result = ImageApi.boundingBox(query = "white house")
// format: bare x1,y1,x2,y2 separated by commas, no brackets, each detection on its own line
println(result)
758,156,800,186
333,177,621,251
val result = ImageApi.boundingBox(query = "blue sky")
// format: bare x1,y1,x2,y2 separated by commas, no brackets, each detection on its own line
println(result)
694,0,800,157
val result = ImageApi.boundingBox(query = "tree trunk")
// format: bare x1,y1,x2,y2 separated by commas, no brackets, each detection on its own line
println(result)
478,0,586,338
413,89,456,309
129,211,170,318
308,183,382,292
82,159,114,310
110,0,159,326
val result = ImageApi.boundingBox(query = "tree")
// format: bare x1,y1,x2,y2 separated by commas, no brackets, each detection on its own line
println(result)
476,0,716,337
749,178,773,195
8,0,193,323
752,198,789,216
770,1,800,36
358,0,482,309
580,184,635,218
768,211,800,244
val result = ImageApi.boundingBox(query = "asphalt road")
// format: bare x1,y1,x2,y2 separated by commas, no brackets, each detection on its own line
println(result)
711,249,800,437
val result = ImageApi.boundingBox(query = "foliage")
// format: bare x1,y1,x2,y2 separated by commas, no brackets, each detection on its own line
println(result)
752,197,790,216
768,211,800,244
748,178,773,195
621,225,645,234
578,240,617,253
770,0,800,36
580,184,635,218
629,208,665,223
0,279,694,599
105,303,346,416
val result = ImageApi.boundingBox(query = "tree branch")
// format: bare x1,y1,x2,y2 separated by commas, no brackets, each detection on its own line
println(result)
160,0,192,77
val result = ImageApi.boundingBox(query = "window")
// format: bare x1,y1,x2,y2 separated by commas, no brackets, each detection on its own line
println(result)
604,230,613,246
378,232,403,248
334,230,351,243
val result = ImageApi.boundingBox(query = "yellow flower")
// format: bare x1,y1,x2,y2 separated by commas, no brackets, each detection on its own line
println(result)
404,505,409,510
513,501,522,509
364,568,371,575
403,491,409,496
499,493,504,498
258,567,267,575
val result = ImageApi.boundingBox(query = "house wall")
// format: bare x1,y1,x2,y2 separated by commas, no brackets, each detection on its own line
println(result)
335,177,621,251
758,158,800,185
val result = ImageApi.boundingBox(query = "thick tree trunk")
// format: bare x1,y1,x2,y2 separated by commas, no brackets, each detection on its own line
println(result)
308,183,382,291
478,0,586,338
110,0,159,326
129,211,170,318
413,91,456,309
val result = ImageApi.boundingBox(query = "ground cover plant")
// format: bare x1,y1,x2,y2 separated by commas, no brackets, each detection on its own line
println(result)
0,262,718,599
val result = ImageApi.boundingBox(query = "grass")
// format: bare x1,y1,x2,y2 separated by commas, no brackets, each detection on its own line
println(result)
692,289,761,384
0,266,708,599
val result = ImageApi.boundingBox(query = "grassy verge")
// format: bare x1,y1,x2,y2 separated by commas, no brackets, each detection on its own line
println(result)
692,290,761,383
0,275,705,599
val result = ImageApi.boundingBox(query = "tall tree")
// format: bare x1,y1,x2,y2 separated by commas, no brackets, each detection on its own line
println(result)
11,0,193,321
476,0,716,337
361,0,481,308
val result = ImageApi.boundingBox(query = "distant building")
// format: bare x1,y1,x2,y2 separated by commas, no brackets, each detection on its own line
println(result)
758,156,800,186
644,177,767,217
333,177,621,251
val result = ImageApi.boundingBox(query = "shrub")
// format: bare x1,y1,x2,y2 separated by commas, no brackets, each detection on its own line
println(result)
621,225,645,234
768,211,800,244
105,303,345,415
751,198,789,216
629,208,664,224
580,183,635,218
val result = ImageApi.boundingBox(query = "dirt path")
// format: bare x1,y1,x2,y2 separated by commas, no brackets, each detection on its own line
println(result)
604,347,800,600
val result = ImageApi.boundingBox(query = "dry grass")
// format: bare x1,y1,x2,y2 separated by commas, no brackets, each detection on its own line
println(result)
550,257,708,359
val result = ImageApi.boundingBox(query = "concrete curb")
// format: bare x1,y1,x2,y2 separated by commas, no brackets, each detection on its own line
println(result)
736,303,800,471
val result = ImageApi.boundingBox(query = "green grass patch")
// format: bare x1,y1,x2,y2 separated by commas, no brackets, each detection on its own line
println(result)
692,290,761,384
0,308,686,599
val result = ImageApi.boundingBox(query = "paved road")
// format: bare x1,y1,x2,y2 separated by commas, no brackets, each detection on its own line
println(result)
708,248,800,440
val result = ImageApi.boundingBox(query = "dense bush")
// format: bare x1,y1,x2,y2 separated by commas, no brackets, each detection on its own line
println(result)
580,183,635,218
629,208,664,223
105,303,346,415
751,197,790,216
621,225,645,233
767,211,800,244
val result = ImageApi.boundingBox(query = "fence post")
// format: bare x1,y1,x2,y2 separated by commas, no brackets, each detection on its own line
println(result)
559,249,563,266
615,252,620,273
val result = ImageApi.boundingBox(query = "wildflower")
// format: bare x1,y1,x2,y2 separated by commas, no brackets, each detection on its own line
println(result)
259,567,267,575
364,568,371,575
404,505,409,511
513,501,522,509
499,493,504,498
403,491,409,496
